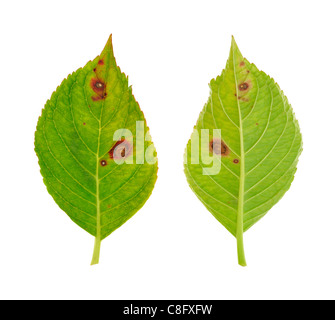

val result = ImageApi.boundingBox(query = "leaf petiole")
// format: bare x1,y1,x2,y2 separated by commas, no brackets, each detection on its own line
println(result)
236,231,247,267
91,236,101,265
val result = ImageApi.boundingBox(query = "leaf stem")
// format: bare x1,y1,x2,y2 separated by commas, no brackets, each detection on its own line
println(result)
236,224,247,266
91,236,101,265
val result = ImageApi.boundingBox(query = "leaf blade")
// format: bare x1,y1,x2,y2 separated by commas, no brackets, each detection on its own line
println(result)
35,35,158,264
184,37,302,266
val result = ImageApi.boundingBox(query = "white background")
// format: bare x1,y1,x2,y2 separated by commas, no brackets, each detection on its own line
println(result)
0,0,334,300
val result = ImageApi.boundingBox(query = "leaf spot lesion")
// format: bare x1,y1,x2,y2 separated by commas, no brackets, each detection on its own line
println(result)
100,160,108,166
90,78,107,101
238,83,249,91
108,139,133,160
209,138,230,157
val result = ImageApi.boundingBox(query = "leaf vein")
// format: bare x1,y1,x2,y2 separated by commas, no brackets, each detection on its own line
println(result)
100,166,156,218
39,152,96,207
185,166,237,213
245,79,273,154
42,116,96,197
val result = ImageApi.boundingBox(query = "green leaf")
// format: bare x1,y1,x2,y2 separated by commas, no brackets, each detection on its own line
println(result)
184,37,302,266
35,35,158,265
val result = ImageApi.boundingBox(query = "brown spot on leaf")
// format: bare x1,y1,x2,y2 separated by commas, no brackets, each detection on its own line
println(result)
256,123,259,126
92,95,104,101
100,160,107,166
91,78,106,101
108,139,133,160
240,61,245,67
83,122,86,125
233,159,239,164
209,138,230,157
91,78,105,92
98,59,104,65
95,81,104,90
238,83,249,91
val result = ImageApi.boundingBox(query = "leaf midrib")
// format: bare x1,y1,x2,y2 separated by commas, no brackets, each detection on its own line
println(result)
231,42,246,266
95,52,112,245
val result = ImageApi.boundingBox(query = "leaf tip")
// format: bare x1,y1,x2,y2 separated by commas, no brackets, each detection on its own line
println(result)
230,35,241,53
100,33,115,57
104,33,113,50
228,36,244,66
231,35,236,46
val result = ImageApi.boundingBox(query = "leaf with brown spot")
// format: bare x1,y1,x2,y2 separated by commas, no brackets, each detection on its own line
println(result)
35,35,158,265
184,37,302,266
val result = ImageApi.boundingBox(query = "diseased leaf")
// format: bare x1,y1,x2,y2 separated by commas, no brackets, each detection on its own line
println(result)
184,37,302,266
35,35,158,265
